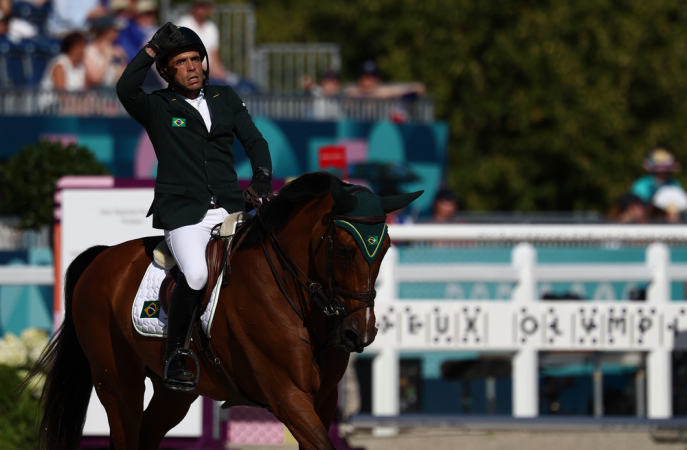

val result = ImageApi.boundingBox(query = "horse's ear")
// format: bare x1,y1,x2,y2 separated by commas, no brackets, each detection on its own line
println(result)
380,190,424,213
330,178,358,212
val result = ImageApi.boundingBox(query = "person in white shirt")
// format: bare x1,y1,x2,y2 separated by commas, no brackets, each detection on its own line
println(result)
84,16,128,88
40,32,86,91
176,0,236,84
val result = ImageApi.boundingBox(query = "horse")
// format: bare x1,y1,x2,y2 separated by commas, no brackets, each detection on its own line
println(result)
25,172,421,450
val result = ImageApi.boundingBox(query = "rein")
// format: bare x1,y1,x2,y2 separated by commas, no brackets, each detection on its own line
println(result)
243,188,379,342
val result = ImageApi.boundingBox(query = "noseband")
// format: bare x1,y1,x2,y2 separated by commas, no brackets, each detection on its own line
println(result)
244,188,381,326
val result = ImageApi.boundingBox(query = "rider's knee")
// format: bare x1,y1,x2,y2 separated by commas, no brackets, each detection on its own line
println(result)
184,268,208,291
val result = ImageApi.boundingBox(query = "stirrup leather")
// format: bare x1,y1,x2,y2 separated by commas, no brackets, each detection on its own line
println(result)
163,348,201,392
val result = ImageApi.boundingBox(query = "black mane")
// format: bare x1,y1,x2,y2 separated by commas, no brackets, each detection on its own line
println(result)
240,171,343,247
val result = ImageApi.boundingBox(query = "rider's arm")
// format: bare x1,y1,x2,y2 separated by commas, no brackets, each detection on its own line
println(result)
115,45,159,126
229,88,272,175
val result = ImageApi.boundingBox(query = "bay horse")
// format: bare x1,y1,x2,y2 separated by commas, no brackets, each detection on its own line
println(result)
26,172,421,450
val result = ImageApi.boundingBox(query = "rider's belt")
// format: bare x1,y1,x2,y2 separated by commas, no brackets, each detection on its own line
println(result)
209,195,220,209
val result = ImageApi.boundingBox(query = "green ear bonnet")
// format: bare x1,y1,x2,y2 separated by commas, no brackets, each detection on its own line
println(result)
334,188,388,265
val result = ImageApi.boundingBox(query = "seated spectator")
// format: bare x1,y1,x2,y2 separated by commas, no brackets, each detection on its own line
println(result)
610,193,648,223
345,60,426,99
431,188,459,223
47,0,107,37
652,185,687,223
312,69,342,120
177,0,236,85
631,148,683,203
116,0,157,62
40,32,86,91
84,16,128,88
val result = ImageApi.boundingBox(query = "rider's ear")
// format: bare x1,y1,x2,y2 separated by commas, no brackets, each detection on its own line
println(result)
380,191,424,213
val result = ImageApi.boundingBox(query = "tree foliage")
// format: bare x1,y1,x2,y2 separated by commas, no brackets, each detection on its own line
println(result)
253,0,687,211
0,140,109,229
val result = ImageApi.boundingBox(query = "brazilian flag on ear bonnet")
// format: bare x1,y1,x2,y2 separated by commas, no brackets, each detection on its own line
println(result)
334,188,388,265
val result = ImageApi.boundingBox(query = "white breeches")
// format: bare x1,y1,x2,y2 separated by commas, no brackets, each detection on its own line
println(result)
164,207,230,290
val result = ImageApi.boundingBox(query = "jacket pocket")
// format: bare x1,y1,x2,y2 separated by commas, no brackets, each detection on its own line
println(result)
154,181,186,195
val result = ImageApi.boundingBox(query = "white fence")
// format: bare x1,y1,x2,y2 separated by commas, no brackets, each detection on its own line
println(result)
5,224,687,423
368,224,687,428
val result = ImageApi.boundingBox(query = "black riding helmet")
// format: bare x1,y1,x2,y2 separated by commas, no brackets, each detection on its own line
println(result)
155,26,210,93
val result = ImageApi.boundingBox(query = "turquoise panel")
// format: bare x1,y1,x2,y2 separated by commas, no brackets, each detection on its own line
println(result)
398,246,512,264
399,282,515,300
368,121,405,163
537,247,646,263
78,134,114,165
0,252,53,336
253,118,301,178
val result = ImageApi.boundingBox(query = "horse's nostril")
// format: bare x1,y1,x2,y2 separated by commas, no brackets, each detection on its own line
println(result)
344,329,359,344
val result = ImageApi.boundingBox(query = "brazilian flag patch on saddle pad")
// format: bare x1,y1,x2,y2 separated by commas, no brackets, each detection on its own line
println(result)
141,300,161,318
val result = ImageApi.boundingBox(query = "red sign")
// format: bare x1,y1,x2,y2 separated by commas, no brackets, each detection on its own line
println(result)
318,145,347,178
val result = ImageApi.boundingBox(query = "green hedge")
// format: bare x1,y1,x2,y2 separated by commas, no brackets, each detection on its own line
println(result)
0,140,109,230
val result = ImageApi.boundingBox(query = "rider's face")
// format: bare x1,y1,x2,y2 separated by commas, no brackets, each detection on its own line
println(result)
165,49,203,92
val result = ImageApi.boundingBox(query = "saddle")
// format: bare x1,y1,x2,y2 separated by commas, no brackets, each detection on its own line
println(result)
154,211,248,317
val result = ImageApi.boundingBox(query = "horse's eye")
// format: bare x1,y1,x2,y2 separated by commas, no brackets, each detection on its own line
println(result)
336,246,352,260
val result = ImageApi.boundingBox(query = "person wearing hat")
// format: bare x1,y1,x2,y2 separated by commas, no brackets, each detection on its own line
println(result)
177,0,236,85
84,16,128,87
431,188,460,223
630,148,683,203
116,23,273,388
116,0,158,62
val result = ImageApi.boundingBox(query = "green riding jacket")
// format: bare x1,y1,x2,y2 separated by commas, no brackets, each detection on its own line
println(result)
116,47,272,230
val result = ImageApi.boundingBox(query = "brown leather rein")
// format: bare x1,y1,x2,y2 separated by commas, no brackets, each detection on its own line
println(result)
243,188,381,328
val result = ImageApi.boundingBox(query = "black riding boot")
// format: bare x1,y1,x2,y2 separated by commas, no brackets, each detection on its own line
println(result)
163,273,201,386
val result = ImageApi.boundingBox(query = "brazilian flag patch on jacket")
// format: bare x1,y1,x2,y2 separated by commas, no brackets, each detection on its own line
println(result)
172,117,186,127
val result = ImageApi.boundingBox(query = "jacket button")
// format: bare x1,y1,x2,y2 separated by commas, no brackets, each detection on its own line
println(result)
205,160,208,164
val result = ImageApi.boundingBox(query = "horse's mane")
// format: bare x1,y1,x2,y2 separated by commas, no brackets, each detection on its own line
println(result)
241,171,344,247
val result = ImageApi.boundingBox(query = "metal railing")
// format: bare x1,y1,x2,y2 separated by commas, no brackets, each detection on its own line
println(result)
0,89,435,122
251,43,341,93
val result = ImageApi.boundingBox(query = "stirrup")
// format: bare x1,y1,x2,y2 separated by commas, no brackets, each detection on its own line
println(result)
163,349,201,392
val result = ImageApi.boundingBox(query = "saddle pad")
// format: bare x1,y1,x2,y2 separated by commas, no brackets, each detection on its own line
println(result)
132,262,223,339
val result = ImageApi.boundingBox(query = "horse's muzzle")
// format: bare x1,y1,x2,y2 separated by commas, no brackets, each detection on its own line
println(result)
342,326,366,353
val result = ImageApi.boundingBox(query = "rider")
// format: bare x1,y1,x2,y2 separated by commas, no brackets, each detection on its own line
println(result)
116,23,273,388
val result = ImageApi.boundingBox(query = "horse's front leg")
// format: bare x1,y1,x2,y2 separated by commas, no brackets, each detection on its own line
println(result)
269,385,336,450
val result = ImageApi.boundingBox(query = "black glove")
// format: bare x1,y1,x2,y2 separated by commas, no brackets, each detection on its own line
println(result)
249,167,274,200
148,22,184,54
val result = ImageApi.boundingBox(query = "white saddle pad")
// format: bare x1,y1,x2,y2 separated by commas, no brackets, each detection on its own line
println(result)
131,262,223,339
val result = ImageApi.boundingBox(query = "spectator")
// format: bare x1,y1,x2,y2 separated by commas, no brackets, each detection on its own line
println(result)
630,147,683,203
40,32,86,91
345,59,426,99
311,68,342,120
176,0,236,84
431,188,459,223
652,185,687,223
111,0,133,20
612,193,648,224
116,0,157,62
84,16,128,88
47,0,107,37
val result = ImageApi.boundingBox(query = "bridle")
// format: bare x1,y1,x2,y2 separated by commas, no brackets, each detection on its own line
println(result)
243,187,383,328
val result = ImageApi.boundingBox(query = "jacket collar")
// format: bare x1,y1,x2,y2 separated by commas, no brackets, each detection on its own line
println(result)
165,87,205,129
204,86,221,135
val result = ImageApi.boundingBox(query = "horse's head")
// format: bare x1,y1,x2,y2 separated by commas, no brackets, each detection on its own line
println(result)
312,178,422,353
